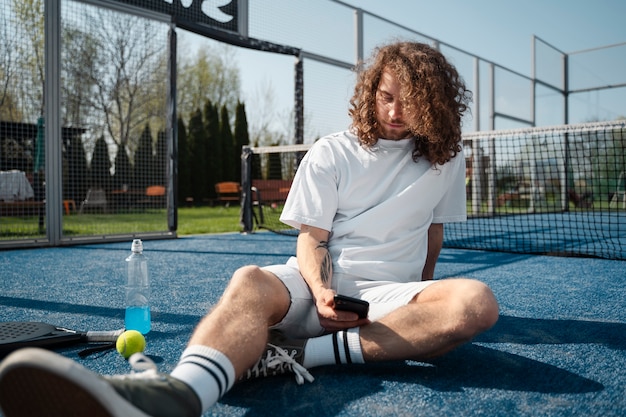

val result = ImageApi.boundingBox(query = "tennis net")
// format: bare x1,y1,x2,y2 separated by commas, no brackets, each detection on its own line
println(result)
241,121,626,259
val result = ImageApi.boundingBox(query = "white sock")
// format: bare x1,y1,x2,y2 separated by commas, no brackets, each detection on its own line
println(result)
302,328,364,368
170,345,235,413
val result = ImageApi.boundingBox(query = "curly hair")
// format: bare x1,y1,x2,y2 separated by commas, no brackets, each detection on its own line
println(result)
349,42,472,165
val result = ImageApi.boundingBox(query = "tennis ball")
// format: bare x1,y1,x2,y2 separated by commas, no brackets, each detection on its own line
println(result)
116,330,146,359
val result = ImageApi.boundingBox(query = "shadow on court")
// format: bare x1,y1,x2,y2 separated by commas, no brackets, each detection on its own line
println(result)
0,234,624,416
222,342,603,417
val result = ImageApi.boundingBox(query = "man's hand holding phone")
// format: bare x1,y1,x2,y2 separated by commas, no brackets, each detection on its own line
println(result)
314,291,370,332
333,294,369,319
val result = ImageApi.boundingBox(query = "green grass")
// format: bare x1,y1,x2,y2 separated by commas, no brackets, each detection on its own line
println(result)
0,205,243,240
177,205,242,235
2,200,619,241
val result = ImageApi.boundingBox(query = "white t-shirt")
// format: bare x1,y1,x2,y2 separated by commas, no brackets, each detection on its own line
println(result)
280,131,466,284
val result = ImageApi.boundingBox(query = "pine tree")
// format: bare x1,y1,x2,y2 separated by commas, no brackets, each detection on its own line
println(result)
90,136,111,189
155,130,167,186
233,101,249,184
251,139,262,180
65,134,88,202
134,125,154,191
267,147,283,180
177,117,193,204
220,105,235,181
204,101,220,199
188,108,206,203
113,144,132,191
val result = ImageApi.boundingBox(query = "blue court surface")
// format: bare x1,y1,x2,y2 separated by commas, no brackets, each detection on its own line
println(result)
0,232,624,416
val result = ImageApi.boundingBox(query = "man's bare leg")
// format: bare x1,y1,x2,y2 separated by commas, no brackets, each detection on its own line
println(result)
187,265,291,377
359,279,499,361
0,266,293,417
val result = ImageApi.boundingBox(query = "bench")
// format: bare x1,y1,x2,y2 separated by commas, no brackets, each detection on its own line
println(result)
0,200,45,217
251,179,292,203
215,182,241,206
136,185,166,208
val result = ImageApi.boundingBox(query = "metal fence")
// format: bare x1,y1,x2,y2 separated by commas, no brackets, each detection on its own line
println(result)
1,0,174,248
1,0,624,248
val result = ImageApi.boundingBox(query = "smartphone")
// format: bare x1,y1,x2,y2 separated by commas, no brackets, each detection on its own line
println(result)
334,294,369,319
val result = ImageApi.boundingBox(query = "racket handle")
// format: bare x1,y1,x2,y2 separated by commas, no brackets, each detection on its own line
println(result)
85,329,124,342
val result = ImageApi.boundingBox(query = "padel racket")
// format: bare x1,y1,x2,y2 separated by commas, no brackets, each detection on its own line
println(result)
0,322,124,358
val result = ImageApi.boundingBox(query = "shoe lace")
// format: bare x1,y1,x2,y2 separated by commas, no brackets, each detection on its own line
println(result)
246,343,314,385
110,353,160,381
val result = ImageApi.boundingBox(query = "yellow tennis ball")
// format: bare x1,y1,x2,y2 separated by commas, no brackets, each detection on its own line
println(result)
116,330,146,359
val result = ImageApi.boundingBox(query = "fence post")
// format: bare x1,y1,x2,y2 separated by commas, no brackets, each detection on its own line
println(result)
240,146,253,233
294,54,304,145
44,0,62,245
167,24,178,232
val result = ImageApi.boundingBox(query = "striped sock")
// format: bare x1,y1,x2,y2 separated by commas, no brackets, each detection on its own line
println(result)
302,328,364,368
170,345,235,412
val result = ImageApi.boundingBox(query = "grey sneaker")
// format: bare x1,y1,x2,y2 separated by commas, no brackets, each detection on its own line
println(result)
240,330,314,385
0,348,201,417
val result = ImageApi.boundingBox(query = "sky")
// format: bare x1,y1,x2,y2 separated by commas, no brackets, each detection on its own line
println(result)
341,0,626,74
180,0,626,140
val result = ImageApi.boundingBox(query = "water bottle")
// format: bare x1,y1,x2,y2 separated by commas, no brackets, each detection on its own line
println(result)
125,239,151,334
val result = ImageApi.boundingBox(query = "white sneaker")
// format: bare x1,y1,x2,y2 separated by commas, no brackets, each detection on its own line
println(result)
240,330,314,385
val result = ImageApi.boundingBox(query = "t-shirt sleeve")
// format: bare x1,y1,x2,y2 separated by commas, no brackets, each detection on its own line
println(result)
279,143,338,231
432,152,467,223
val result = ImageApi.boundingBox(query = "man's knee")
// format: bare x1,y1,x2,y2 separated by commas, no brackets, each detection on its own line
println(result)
421,279,499,338
229,265,266,287
227,265,278,298
463,280,499,331
451,279,499,337
223,265,290,323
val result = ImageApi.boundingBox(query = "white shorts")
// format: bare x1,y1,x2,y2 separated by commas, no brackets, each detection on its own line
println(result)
262,257,437,339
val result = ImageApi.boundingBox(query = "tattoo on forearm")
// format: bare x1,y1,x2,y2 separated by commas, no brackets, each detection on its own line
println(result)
320,250,332,284
316,241,329,250
316,241,332,284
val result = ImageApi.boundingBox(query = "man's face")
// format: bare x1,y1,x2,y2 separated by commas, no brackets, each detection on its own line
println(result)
375,70,412,140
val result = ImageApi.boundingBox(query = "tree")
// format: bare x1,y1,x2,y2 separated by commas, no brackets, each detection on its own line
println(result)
591,126,626,199
113,144,132,190
177,44,241,123
234,101,250,183
62,27,99,128
220,105,235,181
134,125,153,190
90,136,111,188
177,117,192,203
247,78,288,148
64,133,88,203
155,130,167,186
85,9,166,163
0,6,22,121
204,101,220,198
251,151,263,181
267,148,283,180
12,0,45,118
187,109,206,203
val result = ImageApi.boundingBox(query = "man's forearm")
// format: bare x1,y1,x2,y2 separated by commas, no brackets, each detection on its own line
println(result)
296,224,332,298
315,240,332,285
